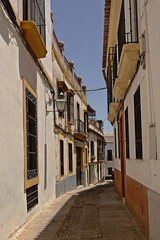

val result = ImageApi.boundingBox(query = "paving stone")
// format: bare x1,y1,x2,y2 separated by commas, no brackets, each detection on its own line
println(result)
9,182,146,240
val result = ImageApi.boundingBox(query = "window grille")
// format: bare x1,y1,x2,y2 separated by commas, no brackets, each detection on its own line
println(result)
114,128,117,159
60,140,64,176
68,143,73,172
91,141,94,156
118,121,121,159
84,112,88,133
23,0,46,44
134,86,143,159
67,93,74,123
107,150,113,161
108,167,113,175
26,88,38,180
118,0,139,59
26,185,38,211
125,107,130,158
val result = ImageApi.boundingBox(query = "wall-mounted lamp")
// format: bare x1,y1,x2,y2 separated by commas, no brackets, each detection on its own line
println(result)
56,98,66,112
46,90,66,114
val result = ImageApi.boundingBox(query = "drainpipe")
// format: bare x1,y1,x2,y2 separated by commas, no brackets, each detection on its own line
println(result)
143,0,157,159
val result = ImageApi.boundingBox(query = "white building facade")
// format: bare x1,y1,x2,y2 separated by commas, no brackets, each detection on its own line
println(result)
0,1,56,239
103,0,160,239
52,30,89,197
104,133,114,177
88,118,106,184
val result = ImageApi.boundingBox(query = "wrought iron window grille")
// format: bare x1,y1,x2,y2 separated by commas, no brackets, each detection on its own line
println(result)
23,0,46,44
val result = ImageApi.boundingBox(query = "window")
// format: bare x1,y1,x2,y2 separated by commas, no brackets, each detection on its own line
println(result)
23,0,46,44
68,143,73,173
118,121,121,159
134,86,143,159
67,93,74,123
114,128,117,159
91,141,94,156
26,185,38,211
60,140,64,176
108,167,112,175
125,107,130,159
23,78,39,190
107,150,113,161
84,112,88,133
26,87,38,180
118,0,139,58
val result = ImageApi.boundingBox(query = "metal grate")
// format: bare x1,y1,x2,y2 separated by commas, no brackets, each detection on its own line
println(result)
26,88,38,180
60,140,64,176
134,86,143,159
26,185,38,211
69,143,73,172
23,0,46,44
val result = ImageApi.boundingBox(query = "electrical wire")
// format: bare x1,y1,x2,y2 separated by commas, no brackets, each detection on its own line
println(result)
75,87,107,93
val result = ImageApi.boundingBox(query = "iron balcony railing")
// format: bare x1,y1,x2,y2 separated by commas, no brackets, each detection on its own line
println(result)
107,0,139,112
107,45,118,113
75,119,86,135
97,152,105,161
23,0,46,44
118,0,139,60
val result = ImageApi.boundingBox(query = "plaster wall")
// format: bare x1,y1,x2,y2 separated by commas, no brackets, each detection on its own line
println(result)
0,3,56,239
88,131,97,161
104,135,114,175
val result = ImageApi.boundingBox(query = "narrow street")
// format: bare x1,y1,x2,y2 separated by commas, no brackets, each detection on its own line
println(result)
11,182,146,240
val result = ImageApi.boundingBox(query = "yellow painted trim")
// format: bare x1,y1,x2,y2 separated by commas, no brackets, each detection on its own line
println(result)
21,21,47,59
38,59,54,89
84,109,89,113
68,121,74,126
74,132,87,141
23,77,39,190
106,0,122,68
52,44,87,106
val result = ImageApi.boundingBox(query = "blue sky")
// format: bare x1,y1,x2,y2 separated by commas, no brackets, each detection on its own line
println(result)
51,0,113,133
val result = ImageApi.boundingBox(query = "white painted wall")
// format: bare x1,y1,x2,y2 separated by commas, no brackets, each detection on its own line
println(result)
104,134,114,175
0,2,56,239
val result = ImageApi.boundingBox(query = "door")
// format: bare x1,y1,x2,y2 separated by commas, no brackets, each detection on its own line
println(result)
76,147,81,186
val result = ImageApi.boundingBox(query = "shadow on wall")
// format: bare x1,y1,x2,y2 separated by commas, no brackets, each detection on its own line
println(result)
0,4,38,91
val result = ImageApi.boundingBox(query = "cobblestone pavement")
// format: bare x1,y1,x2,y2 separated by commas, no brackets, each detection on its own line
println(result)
10,182,146,240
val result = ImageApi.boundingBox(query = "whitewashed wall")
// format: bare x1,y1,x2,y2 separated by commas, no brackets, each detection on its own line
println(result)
0,2,56,239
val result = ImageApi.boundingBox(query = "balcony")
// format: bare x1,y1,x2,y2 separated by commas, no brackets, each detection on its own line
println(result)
20,21,47,59
108,0,139,102
108,102,118,123
107,46,118,112
21,0,47,59
74,119,87,141
113,43,139,100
